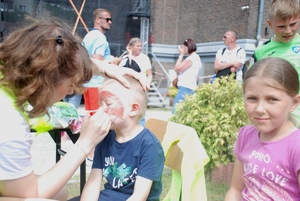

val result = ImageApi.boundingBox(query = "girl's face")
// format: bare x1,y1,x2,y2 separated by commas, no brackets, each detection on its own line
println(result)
129,41,142,56
54,78,75,103
268,15,300,43
244,77,298,139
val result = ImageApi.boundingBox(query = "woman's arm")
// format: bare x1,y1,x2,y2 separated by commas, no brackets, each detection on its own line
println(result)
146,69,153,84
91,58,150,91
224,160,245,201
126,176,152,201
80,169,103,201
0,198,59,201
0,108,111,199
36,108,111,199
174,46,190,74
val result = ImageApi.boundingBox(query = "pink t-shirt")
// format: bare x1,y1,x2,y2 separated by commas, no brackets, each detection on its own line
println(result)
235,125,300,200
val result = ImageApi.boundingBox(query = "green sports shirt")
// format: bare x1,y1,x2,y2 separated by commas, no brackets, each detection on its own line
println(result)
253,33,300,76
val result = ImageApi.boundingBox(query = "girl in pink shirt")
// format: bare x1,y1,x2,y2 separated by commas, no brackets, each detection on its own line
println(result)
225,57,300,201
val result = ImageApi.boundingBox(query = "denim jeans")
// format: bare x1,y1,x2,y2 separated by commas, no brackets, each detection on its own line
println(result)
172,86,194,114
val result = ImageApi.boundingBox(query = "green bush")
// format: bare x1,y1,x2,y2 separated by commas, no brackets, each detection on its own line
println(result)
170,75,250,172
168,85,178,98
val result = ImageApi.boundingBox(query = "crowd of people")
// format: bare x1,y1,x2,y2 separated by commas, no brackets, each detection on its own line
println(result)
1,0,300,200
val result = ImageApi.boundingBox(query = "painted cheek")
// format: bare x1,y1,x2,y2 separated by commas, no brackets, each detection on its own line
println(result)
99,90,124,118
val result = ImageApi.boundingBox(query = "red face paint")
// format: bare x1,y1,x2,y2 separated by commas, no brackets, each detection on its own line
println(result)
99,90,124,118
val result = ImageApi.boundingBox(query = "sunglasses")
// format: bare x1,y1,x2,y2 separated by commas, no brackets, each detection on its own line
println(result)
98,17,112,23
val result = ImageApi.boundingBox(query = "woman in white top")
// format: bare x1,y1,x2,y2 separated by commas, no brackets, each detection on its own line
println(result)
119,37,152,85
172,38,202,114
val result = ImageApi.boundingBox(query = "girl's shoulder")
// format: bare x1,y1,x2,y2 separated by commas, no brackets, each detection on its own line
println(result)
237,125,258,141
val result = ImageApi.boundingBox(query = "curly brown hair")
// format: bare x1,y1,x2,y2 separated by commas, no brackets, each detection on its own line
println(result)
0,18,94,118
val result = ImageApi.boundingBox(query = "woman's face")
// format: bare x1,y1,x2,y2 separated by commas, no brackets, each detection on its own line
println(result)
53,78,75,103
130,41,142,56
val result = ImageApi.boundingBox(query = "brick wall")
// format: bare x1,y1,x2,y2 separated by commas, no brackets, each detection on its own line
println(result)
151,0,272,44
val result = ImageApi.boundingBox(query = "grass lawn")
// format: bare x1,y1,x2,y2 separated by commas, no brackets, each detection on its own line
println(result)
67,168,229,200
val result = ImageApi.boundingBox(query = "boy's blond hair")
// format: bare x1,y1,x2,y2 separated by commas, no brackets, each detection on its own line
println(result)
99,76,148,121
269,0,300,21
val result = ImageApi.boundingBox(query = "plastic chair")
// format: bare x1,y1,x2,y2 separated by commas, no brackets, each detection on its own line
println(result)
145,118,209,201
145,118,182,172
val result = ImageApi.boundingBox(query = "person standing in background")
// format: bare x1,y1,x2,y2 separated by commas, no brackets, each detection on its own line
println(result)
83,8,114,62
172,38,202,114
119,37,152,85
81,8,117,161
119,38,152,126
82,8,120,88
214,30,246,81
63,8,116,112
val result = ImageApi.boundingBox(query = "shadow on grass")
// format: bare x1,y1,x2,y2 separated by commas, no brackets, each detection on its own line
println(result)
67,169,172,200
67,168,229,200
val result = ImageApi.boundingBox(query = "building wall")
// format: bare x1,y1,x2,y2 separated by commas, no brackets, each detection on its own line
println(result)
151,0,273,44
150,0,273,84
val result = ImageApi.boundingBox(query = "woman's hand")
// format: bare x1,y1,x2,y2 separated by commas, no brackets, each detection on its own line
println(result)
111,57,122,65
126,46,133,56
91,59,150,90
177,45,185,55
77,108,111,154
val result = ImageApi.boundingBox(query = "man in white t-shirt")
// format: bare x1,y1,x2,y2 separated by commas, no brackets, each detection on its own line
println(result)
214,30,246,81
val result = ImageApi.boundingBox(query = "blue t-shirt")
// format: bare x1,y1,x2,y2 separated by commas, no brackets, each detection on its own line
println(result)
82,29,111,87
82,28,111,59
92,128,165,201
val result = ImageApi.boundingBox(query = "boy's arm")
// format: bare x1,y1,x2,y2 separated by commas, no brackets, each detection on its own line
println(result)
224,160,245,201
126,176,152,201
80,169,103,201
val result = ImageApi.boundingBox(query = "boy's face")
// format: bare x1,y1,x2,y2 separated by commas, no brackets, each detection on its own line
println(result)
98,84,132,127
267,14,300,43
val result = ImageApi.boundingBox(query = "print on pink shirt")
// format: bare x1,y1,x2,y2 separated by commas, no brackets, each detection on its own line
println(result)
243,150,293,200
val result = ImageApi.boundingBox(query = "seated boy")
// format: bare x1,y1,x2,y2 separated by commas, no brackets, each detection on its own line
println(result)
80,75,165,201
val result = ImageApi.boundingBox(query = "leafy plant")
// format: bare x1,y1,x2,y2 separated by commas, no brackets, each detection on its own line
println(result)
171,75,249,172
168,86,178,98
